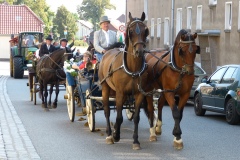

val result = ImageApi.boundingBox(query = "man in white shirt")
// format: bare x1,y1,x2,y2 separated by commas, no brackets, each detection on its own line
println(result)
94,16,117,61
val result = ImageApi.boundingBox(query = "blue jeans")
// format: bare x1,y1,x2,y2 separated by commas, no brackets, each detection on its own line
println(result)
94,51,103,61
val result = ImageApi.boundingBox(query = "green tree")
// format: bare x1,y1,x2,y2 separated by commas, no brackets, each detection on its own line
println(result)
53,5,78,40
24,0,54,37
77,0,115,30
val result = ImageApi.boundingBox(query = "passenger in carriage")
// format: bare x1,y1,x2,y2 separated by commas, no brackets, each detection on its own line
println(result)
55,38,74,60
39,35,55,57
72,51,96,70
94,16,117,61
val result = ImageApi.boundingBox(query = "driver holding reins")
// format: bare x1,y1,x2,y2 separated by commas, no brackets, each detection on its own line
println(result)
94,16,117,61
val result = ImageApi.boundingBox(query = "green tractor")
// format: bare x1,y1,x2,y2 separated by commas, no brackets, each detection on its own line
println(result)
10,32,44,79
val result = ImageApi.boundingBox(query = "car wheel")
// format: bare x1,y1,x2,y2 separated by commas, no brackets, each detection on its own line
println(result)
194,93,206,116
225,99,240,125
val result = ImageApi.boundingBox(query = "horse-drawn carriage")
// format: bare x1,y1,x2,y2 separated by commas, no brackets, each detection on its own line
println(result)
24,11,201,150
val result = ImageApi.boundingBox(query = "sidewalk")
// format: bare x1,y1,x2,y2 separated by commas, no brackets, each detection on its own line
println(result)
0,75,40,159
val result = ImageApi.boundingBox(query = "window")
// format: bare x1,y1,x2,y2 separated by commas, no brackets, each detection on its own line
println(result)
187,7,192,30
157,18,161,38
210,67,227,83
209,0,217,6
221,67,237,83
150,18,155,38
238,1,240,30
196,5,202,30
144,0,148,21
15,16,21,21
176,8,182,35
225,2,232,30
164,18,170,45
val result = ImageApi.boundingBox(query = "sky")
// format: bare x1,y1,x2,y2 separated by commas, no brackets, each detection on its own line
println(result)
45,0,126,20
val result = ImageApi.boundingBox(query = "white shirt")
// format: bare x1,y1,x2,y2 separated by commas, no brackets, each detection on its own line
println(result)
102,29,109,47
35,49,40,58
47,45,50,50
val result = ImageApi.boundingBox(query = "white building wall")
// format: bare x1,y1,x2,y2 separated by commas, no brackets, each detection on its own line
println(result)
0,35,11,59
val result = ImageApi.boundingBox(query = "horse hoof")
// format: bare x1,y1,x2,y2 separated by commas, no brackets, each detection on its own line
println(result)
155,126,162,135
173,137,183,150
113,133,120,142
41,104,45,108
155,131,162,135
106,136,114,144
132,143,141,150
52,104,57,109
44,108,49,111
48,105,52,109
149,136,157,142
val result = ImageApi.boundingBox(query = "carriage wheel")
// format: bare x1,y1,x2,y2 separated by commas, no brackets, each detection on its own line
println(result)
86,89,95,132
33,76,37,105
66,81,75,122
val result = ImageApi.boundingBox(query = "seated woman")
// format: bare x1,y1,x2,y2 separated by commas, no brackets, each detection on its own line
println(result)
71,51,97,111
72,51,96,70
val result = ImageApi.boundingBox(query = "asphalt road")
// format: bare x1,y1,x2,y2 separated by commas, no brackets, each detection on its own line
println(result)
1,61,240,160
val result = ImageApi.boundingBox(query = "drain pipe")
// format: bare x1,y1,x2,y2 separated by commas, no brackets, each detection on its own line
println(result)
171,0,175,46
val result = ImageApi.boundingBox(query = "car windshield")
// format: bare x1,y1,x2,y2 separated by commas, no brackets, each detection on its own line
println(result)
21,33,42,47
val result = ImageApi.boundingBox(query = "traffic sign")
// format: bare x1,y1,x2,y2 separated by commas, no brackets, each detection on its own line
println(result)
119,25,125,32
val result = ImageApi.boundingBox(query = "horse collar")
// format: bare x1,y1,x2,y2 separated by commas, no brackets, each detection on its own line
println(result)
122,51,147,77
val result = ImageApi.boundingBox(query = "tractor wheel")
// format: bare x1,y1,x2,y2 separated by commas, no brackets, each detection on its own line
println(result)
10,54,13,77
13,57,24,79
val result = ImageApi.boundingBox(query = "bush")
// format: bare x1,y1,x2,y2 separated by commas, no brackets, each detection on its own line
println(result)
74,40,88,46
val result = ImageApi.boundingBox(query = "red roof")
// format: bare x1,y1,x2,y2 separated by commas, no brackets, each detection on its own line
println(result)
0,4,44,34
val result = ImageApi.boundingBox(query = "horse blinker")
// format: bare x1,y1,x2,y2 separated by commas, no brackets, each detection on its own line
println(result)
196,46,201,54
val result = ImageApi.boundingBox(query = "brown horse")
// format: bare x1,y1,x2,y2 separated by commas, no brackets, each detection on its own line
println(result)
98,12,149,150
36,49,68,111
143,29,200,149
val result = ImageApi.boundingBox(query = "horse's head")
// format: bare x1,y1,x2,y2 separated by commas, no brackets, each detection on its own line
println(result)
125,12,149,57
175,29,200,62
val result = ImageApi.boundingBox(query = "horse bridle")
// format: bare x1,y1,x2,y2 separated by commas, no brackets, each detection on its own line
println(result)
176,39,199,75
127,20,147,52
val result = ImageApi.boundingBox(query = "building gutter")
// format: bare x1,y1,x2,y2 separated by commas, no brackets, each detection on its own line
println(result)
171,0,175,46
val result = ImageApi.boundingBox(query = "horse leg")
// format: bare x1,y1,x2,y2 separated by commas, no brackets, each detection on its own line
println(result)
112,92,125,142
102,82,113,144
48,84,54,109
165,93,183,149
52,82,59,109
132,94,144,150
155,94,165,135
145,96,157,142
43,82,49,111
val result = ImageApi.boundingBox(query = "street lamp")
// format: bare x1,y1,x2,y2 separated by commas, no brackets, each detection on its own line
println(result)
64,26,68,39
